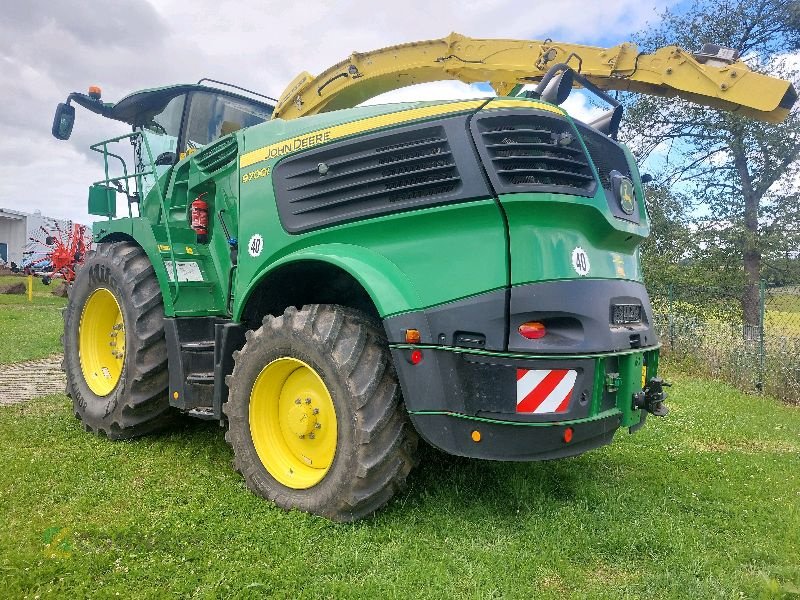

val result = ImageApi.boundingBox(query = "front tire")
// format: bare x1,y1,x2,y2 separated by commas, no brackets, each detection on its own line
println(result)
62,242,172,439
224,304,418,521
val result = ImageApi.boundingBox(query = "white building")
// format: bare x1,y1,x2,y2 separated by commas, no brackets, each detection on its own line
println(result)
0,208,82,266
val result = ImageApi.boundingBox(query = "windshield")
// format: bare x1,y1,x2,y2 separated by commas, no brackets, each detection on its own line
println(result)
185,92,272,151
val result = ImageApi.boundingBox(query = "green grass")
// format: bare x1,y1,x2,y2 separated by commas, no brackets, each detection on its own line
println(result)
0,276,66,364
1,376,798,599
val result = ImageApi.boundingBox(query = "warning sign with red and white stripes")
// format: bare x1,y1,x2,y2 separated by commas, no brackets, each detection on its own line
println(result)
516,369,577,414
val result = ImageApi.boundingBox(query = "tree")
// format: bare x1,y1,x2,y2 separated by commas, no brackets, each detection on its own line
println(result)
623,0,800,324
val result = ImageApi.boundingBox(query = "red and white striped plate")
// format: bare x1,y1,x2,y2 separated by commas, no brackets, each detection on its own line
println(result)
516,368,577,414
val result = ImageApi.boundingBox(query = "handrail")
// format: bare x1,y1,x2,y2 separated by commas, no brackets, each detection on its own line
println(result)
89,131,181,301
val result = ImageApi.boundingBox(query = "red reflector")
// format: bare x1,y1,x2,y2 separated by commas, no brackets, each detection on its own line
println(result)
563,427,574,443
518,321,546,339
410,350,423,365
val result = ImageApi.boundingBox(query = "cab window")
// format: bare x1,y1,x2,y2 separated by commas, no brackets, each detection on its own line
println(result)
141,93,186,159
137,93,186,199
185,92,272,151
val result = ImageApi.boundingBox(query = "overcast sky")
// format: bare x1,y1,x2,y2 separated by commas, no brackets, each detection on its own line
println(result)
0,0,674,223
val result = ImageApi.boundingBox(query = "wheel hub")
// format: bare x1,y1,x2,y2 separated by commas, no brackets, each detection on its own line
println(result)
287,402,318,437
78,288,125,397
249,358,338,489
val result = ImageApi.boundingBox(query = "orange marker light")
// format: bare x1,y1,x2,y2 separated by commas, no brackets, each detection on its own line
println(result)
471,430,481,442
88,85,102,100
518,321,546,339
173,391,179,400
405,328,421,344
563,427,574,443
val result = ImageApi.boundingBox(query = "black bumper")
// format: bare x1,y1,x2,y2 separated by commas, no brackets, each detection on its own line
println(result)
384,278,659,353
382,279,659,461
410,411,621,461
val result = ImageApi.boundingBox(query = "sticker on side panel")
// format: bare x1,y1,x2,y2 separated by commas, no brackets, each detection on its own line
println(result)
572,247,590,276
164,261,204,282
248,234,264,258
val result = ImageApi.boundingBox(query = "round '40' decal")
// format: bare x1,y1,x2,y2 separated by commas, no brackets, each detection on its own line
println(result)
571,247,590,276
248,234,264,258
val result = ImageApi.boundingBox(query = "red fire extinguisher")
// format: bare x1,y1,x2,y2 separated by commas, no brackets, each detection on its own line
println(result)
190,193,209,244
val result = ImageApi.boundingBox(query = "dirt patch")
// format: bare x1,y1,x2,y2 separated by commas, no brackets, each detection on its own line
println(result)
51,282,69,297
0,355,66,405
0,282,26,295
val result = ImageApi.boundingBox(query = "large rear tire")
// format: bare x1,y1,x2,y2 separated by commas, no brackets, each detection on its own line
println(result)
224,304,418,521
62,242,172,439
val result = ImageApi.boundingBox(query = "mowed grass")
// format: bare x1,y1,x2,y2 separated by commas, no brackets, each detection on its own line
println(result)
1,377,798,598
768,291,800,313
0,276,66,364
767,292,800,336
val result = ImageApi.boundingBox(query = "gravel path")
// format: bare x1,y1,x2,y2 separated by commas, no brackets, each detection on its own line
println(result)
0,355,66,405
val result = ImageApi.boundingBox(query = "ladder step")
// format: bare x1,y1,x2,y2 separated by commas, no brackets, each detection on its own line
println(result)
181,340,215,351
186,372,215,384
186,407,216,420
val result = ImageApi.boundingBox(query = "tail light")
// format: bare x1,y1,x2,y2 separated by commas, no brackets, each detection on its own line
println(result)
518,321,546,339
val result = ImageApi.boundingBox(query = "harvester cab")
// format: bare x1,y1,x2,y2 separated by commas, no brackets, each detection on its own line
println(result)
53,82,274,200
51,34,796,522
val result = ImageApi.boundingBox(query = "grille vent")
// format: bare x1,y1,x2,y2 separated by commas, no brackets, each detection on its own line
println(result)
477,114,594,196
194,136,238,174
284,131,458,212
576,124,632,190
272,119,486,233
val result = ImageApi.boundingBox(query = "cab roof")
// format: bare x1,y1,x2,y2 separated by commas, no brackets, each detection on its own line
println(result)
70,83,275,126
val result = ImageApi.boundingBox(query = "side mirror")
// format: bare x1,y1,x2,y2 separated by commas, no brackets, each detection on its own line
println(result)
537,69,574,106
640,173,654,184
52,103,75,140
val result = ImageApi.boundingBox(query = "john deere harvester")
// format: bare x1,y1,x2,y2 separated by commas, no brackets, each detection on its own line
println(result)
51,34,796,521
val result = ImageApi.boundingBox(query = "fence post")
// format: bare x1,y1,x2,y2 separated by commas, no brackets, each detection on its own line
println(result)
758,279,766,393
668,284,674,349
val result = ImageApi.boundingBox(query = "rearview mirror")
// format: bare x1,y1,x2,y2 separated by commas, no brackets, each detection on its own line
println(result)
538,69,574,106
52,103,75,140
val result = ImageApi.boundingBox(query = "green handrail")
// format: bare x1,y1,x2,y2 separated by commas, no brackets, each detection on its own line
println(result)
89,131,181,301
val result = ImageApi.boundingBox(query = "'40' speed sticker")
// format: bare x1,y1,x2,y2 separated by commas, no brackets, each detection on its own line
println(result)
248,234,264,258
571,247,590,276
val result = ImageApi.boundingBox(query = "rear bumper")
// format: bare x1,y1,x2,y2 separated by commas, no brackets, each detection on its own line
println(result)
409,411,622,461
387,345,656,461
383,278,660,461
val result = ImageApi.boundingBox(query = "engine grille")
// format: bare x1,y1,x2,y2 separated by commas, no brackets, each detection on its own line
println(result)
473,112,596,197
194,135,238,174
576,124,632,190
273,117,490,233
286,133,458,209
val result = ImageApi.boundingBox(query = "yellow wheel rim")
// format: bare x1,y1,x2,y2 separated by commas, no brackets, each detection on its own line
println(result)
249,358,338,489
78,288,125,397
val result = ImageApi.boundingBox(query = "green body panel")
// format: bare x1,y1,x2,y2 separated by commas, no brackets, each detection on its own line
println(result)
234,198,507,319
499,116,648,286
500,192,644,284
89,95,652,350
88,185,116,217
92,214,228,317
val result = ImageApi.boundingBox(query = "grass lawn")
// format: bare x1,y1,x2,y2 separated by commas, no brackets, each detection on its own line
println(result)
1,376,798,598
0,275,66,364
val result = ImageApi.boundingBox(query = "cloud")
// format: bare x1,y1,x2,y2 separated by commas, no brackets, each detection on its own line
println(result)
0,0,671,223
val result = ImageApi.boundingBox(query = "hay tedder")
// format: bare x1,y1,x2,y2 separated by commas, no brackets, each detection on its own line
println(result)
23,222,91,284
51,34,796,520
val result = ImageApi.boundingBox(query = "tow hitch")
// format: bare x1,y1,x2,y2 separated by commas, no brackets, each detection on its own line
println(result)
633,377,671,417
